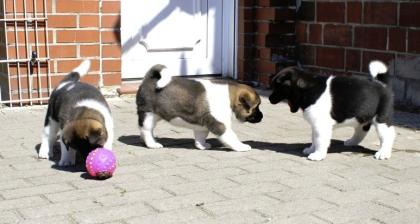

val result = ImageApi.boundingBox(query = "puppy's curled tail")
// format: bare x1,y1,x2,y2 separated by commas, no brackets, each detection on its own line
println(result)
369,60,391,87
61,59,91,82
144,64,172,89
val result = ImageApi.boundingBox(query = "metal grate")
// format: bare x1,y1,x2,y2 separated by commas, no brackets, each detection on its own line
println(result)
0,0,51,107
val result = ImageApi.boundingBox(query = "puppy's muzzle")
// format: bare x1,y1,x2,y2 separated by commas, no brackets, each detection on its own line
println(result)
246,109,263,123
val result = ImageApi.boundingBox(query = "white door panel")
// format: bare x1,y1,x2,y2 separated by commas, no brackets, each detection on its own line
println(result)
121,0,224,78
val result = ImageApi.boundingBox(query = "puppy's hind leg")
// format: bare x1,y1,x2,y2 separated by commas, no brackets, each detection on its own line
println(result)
344,123,371,146
139,112,163,149
374,122,395,160
194,130,211,150
38,117,59,159
307,123,333,161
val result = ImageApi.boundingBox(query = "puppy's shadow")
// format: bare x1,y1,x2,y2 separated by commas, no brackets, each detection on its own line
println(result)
34,143,87,173
244,139,376,157
118,135,229,151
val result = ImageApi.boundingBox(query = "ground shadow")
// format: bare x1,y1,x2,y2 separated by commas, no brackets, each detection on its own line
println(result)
34,142,88,173
118,135,376,157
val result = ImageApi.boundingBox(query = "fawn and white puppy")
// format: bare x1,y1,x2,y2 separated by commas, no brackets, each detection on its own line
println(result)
136,65,263,152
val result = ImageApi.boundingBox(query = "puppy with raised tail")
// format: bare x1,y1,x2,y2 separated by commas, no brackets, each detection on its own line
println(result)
38,60,113,166
136,65,263,152
269,61,395,161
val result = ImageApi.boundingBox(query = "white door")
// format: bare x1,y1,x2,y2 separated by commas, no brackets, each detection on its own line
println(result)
121,0,234,79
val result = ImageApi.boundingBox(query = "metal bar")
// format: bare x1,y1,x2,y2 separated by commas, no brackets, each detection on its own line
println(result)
0,17,47,22
0,57,49,63
33,0,42,104
42,0,51,96
23,0,33,105
13,0,22,106
99,0,103,88
2,0,12,107
0,97,49,104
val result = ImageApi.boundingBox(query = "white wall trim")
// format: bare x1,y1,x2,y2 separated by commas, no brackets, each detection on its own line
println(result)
221,0,238,79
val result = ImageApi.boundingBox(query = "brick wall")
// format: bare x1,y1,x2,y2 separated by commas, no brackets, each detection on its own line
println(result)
0,0,121,103
296,0,420,107
237,0,297,88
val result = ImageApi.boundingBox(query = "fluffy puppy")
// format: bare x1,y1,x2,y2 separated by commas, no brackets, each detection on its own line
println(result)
38,60,113,166
136,64,263,152
269,61,395,161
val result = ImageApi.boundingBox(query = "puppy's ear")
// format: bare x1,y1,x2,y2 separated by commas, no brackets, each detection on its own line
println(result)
296,78,307,88
272,67,299,84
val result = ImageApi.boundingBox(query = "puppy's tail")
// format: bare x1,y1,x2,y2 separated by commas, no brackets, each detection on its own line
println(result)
143,64,172,89
369,60,391,87
61,59,91,82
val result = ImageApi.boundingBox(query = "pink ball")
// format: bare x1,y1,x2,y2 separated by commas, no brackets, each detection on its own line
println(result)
86,148,116,180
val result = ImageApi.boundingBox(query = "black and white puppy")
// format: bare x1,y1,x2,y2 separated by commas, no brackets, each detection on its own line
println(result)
136,64,263,152
269,61,395,161
38,60,113,166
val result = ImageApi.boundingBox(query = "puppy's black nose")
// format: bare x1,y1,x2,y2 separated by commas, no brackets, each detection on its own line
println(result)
247,111,263,123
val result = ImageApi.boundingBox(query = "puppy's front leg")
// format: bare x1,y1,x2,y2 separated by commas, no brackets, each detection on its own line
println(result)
58,138,76,166
38,118,59,159
219,129,251,152
307,124,332,161
194,130,211,150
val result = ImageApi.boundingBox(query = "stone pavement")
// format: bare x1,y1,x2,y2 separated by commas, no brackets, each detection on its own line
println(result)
0,95,420,224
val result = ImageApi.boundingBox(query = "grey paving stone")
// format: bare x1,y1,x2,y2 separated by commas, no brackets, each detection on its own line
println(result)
164,178,239,196
19,199,100,218
0,210,21,223
125,208,208,224
188,211,269,224
44,185,121,203
96,188,173,207
1,183,74,199
0,196,49,210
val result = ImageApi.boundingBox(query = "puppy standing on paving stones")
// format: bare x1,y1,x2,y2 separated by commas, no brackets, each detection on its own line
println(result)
38,60,114,166
269,60,395,161
136,64,263,152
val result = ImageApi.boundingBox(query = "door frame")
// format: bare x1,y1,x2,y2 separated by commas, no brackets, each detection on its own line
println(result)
221,0,238,79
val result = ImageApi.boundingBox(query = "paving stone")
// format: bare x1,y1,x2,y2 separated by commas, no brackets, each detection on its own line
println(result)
1,183,74,199
0,196,49,210
179,167,248,182
215,182,290,199
164,178,238,196
0,210,21,223
125,208,208,224
45,185,121,203
96,188,173,207
376,208,420,224
0,179,33,191
188,211,268,224
18,216,74,224
148,191,225,212
19,199,100,218
72,203,155,224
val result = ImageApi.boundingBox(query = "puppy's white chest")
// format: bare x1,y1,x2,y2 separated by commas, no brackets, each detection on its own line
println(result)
169,117,207,131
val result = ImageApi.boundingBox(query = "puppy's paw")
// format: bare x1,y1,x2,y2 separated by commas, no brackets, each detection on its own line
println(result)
302,146,315,155
146,142,163,149
374,150,391,160
58,158,75,167
38,145,50,159
195,142,212,150
232,143,252,152
307,151,326,161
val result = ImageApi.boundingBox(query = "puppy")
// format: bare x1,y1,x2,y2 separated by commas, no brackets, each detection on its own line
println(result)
38,60,113,166
136,64,263,152
269,61,395,161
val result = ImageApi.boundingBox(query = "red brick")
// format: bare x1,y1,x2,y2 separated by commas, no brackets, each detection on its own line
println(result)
101,31,120,44
49,45,77,58
239,0,255,7
257,47,271,60
56,0,99,13
7,31,53,44
80,75,100,87
102,45,121,58
324,24,352,46
347,2,362,23
56,30,99,43
308,24,322,44
255,8,295,21
258,0,291,7
80,45,100,57
102,1,121,13
103,73,121,86
408,30,420,54
256,60,276,74
355,27,387,50
80,15,99,28
5,0,52,13
363,2,397,25
400,3,420,27
316,47,345,69
57,60,100,73
101,15,121,28
362,51,394,73
345,49,361,72
298,45,315,65
257,73,272,88
241,21,254,33
48,15,77,28
102,59,121,72
296,22,307,43
389,28,406,52
317,2,345,23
